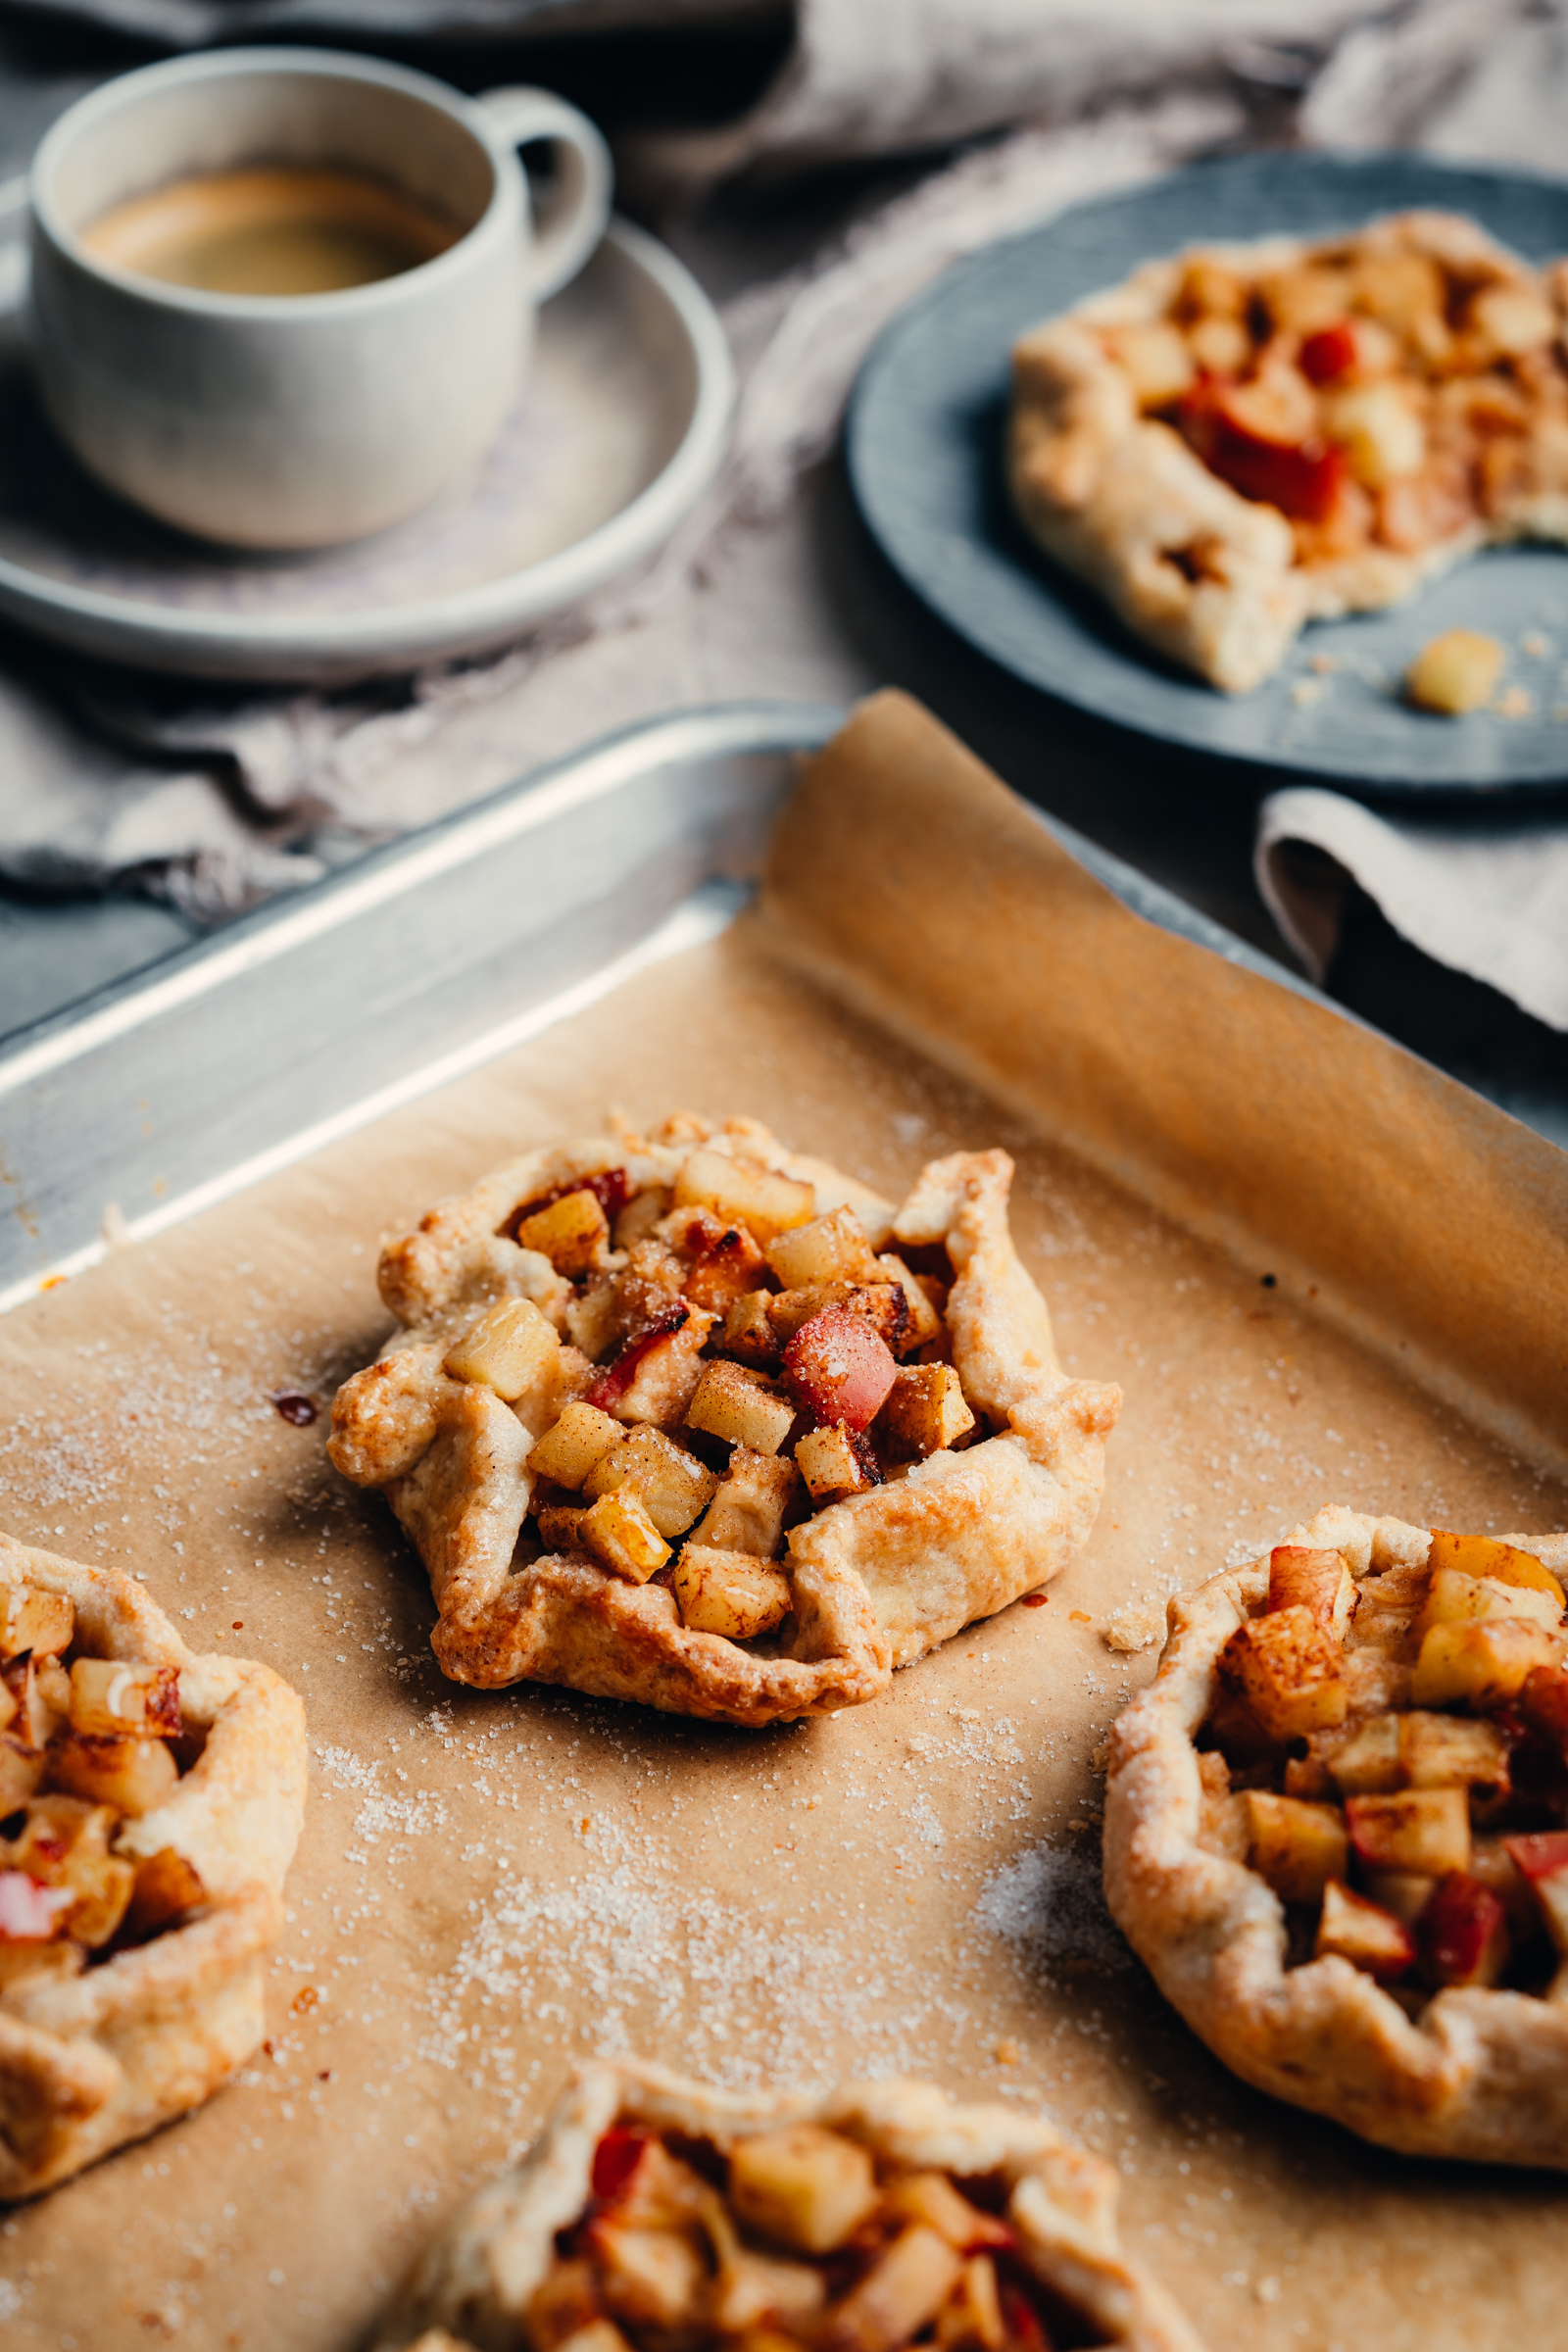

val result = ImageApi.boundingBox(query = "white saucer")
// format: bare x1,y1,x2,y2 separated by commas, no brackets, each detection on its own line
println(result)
0,218,732,682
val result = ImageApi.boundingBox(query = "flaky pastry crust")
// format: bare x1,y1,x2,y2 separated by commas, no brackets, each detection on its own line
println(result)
329,1117,1119,1728
0,1534,307,2196
1009,212,1568,693
1103,1504,1568,2165
374,2057,1204,2352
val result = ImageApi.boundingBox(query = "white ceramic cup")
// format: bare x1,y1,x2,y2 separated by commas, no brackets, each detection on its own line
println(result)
13,48,612,549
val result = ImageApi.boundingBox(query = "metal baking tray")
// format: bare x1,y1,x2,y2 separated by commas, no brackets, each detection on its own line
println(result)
0,698,1347,1312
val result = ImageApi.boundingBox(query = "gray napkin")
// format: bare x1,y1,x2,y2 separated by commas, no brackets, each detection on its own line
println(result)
1257,792,1568,1035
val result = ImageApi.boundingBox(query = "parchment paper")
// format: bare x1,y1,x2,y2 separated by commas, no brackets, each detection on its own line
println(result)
0,692,1564,2352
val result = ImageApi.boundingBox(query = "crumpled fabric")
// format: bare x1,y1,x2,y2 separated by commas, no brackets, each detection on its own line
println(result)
1,0,1565,1013
1256,790,1568,1036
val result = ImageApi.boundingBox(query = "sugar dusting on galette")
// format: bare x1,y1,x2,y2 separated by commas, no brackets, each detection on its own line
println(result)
1009,211,1568,693
374,2058,1204,2352
1104,1504,1568,2163
0,1536,306,2195
329,1114,1119,1727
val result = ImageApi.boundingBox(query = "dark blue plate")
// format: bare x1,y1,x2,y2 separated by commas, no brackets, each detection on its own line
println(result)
848,150,1568,797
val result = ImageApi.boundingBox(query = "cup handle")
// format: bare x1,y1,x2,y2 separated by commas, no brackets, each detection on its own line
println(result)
473,86,612,302
0,173,28,309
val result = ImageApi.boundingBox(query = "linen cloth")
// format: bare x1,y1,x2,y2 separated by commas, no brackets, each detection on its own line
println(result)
0,0,1565,1042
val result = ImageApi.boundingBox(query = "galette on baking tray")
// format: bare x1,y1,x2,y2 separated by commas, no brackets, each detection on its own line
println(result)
329,1114,1120,1726
1105,1503,1568,2164
0,1535,306,2194
1009,210,1568,693
375,2056,1204,2352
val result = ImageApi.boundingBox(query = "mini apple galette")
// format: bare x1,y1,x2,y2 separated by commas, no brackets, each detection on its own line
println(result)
0,1534,306,2195
1104,1504,1568,2164
375,2057,1204,2352
328,1114,1119,1727
1010,210,1568,693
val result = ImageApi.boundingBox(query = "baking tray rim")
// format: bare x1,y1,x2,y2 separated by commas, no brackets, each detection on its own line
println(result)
0,693,1415,1313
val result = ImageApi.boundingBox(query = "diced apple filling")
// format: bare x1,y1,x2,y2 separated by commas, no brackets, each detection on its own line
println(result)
69,1658,181,1739
671,1152,815,1244
1415,1872,1509,1988
445,1297,561,1398
1414,1564,1564,1639
1245,1790,1348,1904
1411,1616,1558,1708
1201,1522,1568,2017
514,1189,612,1278
1216,1605,1348,1744
542,2120,1083,2352
583,1427,717,1541
685,1225,770,1313
728,2128,879,2254
879,2174,1011,2252
1347,1789,1471,1877
0,1586,74,1663
1266,1545,1356,1639
1315,1879,1415,1982
579,1494,670,1585
765,1206,883,1291
528,1400,625,1490
686,1362,798,1457
673,1547,791,1640
692,1451,800,1559
1427,1529,1565,1604
821,2227,963,2352
51,1730,179,1819
796,1425,880,1502
877,1365,975,1460
511,1141,980,1641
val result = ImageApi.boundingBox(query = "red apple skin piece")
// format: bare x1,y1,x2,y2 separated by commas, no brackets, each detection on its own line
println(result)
585,1306,690,1411
1504,1830,1568,1953
784,1306,899,1434
1178,381,1347,521
1414,1872,1509,1989
1516,1665,1568,1766
1299,321,1358,384
591,2126,651,2205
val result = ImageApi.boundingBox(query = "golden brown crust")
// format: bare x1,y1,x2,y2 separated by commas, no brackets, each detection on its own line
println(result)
330,1120,1119,1726
1102,1504,1568,2165
373,2059,1206,2352
0,1533,306,2196
1009,212,1567,694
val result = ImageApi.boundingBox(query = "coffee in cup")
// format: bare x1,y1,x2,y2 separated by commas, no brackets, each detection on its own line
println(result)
21,50,613,548
81,165,464,296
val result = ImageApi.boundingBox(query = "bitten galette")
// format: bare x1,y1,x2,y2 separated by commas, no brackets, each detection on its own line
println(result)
0,1534,306,2194
1010,210,1568,693
1104,1504,1568,2163
329,1114,1119,1726
375,2058,1204,2352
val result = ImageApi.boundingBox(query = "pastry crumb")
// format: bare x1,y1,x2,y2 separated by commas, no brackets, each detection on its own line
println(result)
1290,678,1325,707
1102,1605,1161,1653
1308,654,1338,674
1494,684,1537,719
1404,629,1504,714
1522,631,1550,658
